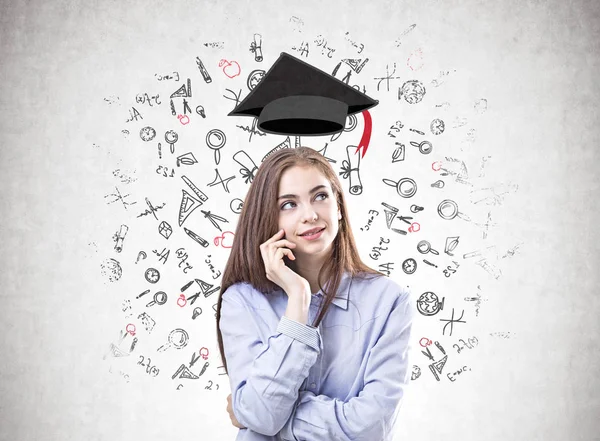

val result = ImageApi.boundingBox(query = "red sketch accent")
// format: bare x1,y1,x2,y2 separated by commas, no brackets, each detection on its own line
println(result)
126,323,136,336
407,48,425,71
214,231,235,248
432,161,442,171
219,59,241,78
408,222,420,233
419,337,432,347
177,294,187,307
199,347,209,360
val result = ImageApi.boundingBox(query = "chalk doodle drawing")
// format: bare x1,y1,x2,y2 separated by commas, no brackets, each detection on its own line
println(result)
97,31,523,397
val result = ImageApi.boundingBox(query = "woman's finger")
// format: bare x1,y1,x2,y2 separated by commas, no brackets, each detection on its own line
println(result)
273,247,295,262
270,239,296,249
263,229,285,246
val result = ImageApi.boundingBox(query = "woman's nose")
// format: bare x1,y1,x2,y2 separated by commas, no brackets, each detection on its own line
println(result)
301,206,318,222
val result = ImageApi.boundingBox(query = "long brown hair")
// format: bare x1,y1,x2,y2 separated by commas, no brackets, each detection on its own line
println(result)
215,146,384,374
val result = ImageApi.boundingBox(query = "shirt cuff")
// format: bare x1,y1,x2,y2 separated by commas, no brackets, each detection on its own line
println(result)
276,315,321,352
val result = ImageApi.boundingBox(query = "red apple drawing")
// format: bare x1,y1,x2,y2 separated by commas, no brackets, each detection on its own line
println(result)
219,59,241,78
214,231,235,248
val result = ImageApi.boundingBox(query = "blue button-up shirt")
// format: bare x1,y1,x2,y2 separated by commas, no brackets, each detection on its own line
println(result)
219,271,416,441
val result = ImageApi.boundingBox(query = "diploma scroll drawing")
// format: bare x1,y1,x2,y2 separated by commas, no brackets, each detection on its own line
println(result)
340,145,363,195
233,150,259,184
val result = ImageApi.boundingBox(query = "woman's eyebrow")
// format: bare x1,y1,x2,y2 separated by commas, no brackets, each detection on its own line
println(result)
277,184,328,200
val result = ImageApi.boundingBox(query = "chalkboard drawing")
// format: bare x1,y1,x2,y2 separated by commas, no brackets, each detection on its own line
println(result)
172,352,208,381
219,59,241,78
228,52,379,159
206,129,227,165
430,118,445,135
399,80,426,104
146,291,168,308
233,150,259,184
445,236,460,255
249,33,263,62
262,136,293,162
176,152,198,167
113,224,129,253
139,126,156,142
178,190,203,226
158,221,172,239
104,186,137,210
383,177,417,198
247,69,265,92
379,202,414,235
332,58,369,85
103,330,137,359
185,278,221,305
207,168,236,193
428,355,448,381
172,364,200,380
157,328,189,352
230,198,244,214
402,258,417,274
183,227,209,247
214,231,235,248
440,308,467,336
416,291,444,316
392,143,405,162
170,80,190,98
200,209,229,232
100,258,122,282
316,142,336,164
411,365,421,381
192,307,202,320
381,202,399,229
417,240,439,255
144,268,160,284
196,57,212,83
339,145,363,195
165,130,178,154
410,140,433,155
437,199,470,221
138,312,156,333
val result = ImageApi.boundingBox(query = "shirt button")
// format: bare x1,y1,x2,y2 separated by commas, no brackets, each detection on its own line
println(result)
310,382,316,389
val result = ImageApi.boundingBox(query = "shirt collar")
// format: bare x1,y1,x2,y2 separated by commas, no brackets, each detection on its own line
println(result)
314,270,351,310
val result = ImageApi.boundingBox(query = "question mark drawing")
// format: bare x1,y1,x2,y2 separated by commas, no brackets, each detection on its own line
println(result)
136,251,147,264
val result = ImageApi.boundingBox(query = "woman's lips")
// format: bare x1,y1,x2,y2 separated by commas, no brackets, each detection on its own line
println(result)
299,227,325,240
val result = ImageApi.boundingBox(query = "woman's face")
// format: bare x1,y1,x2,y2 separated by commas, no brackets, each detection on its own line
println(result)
276,165,342,261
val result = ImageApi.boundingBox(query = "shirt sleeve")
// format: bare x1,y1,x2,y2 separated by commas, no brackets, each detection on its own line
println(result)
220,284,323,437
278,289,416,441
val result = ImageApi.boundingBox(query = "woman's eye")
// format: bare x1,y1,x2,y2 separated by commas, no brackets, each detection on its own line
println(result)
280,193,328,210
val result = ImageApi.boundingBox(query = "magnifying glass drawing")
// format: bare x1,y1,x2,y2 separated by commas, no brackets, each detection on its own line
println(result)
157,328,189,352
146,291,168,307
417,240,439,255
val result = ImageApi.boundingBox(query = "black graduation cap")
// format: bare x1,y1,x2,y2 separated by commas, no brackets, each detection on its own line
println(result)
228,52,378,158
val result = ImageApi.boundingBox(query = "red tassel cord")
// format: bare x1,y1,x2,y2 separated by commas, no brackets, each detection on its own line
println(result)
354,109,372,159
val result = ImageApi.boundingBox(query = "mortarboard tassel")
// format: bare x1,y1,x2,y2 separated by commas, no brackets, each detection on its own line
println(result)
355,109,373,159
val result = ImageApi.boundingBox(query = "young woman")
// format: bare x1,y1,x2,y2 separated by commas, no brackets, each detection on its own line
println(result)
216,147,415,441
